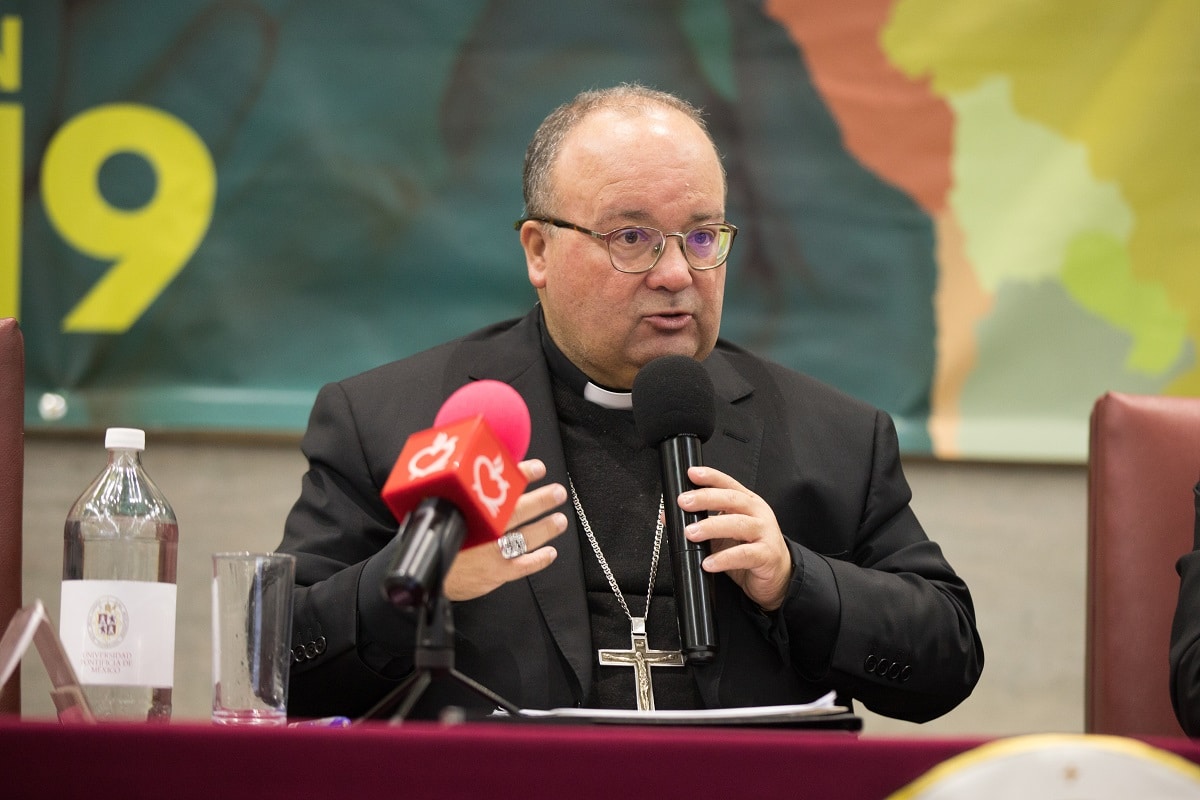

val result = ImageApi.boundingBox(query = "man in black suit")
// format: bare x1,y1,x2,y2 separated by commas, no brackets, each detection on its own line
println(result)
277,84,983,721
1170,481,1200,735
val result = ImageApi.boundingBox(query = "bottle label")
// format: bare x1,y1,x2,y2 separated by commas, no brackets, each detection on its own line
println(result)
59,580,177,687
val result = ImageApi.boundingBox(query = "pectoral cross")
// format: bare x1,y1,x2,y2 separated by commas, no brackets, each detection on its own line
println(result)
597,617,684,711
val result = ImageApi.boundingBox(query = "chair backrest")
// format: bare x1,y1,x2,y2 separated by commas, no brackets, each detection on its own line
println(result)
0,317,24,715
1086,391,1200,736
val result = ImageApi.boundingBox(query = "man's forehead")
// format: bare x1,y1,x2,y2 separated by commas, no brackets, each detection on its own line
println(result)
572,104,685,143
551,106,723,212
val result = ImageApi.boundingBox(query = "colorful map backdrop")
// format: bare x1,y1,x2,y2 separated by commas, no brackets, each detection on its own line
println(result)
1,0,1196,461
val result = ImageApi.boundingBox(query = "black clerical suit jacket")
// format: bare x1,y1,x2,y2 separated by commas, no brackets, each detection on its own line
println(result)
278,307,984,722
1169,482,1200,735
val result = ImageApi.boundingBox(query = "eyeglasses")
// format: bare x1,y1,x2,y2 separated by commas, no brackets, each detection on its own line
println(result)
514,216,737,274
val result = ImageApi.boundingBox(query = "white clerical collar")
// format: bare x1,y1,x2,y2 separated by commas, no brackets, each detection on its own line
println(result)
583,382,633,410
538,306,634,410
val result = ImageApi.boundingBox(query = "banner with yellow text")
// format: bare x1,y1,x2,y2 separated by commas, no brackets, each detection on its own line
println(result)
2,0,1196,460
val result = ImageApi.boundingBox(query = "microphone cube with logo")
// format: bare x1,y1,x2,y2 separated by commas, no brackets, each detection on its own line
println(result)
380,380,531,607
382,414,525,551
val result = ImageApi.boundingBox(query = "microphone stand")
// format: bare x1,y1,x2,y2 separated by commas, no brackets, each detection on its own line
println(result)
362,513,522,724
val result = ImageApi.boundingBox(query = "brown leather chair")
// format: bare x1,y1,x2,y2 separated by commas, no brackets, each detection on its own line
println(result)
1086,391,1200,736
0,317,23,715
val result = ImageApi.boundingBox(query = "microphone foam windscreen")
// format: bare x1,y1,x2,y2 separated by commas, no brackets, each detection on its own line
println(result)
632,355,717,446
434,379,532,460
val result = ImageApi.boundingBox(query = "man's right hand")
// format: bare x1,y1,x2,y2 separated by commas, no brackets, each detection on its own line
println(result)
442,459,568,601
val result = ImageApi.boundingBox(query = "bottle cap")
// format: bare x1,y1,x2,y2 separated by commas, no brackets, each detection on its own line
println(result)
105,427,146,451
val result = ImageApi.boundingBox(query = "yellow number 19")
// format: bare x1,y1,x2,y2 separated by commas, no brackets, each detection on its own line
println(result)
41,103,216,333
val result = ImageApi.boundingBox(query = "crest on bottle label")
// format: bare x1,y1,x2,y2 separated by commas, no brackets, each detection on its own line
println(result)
86,595,129,648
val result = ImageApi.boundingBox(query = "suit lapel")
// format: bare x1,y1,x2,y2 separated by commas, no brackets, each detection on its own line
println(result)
511,369,592,702
702,351,762,490
693,351,763,707
449,311,593,703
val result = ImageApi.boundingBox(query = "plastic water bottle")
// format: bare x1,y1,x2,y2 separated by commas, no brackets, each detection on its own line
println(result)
60,427,178,722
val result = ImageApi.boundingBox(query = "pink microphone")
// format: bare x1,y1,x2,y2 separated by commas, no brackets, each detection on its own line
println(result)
433,380,531,464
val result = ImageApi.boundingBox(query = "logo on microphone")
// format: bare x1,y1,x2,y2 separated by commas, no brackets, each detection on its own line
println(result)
407,432,458,479
472,454,510,517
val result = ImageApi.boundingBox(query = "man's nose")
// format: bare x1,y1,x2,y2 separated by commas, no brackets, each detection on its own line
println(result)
645,234,694,289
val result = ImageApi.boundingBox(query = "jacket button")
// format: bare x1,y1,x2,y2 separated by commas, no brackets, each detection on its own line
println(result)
876,657,890,675
887,662,901,680
864,655,878,673
292,645,307,663
900,665,912,682
314,636,327,655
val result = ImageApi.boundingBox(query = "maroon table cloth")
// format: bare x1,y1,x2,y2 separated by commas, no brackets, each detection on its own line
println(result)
2,717,1198,799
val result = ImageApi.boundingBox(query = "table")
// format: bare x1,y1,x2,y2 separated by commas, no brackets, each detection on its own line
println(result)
2,717,1198,799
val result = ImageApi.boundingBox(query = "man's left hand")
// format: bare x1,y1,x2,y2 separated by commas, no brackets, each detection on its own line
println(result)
677,466,793,612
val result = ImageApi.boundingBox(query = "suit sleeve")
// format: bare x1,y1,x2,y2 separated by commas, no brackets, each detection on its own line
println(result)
275,381,421,719
776,409,984,723
1170,482,1200,735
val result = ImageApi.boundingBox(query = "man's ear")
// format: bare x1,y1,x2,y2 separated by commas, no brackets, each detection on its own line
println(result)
519,221,549,289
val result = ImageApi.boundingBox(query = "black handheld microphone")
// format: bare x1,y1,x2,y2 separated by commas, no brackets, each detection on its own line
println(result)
632,355,718,664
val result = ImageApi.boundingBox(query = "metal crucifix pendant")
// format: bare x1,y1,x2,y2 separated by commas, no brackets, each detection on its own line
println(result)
597,617,684,711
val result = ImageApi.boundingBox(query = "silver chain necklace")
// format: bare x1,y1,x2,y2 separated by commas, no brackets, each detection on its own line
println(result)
568,476,683,711
569,476,665,620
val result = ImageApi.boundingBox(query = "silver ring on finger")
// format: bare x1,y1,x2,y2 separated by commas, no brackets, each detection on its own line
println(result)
498,531,528,560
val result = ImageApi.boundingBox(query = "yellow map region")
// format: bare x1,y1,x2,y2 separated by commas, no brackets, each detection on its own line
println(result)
881,0,1199,457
